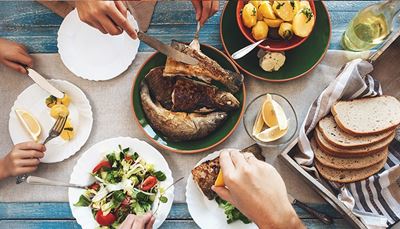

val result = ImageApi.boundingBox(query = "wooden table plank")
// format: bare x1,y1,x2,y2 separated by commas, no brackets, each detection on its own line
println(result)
0,1,380,53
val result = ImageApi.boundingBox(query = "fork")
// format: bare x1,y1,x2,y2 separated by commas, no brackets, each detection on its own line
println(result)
189,21,201,51
16,115,68,184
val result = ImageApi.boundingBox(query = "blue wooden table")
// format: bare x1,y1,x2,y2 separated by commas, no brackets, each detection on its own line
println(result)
0,1,380,228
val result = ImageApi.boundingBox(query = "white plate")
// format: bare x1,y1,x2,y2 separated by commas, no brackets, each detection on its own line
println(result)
68,137,174,229
9,79,93,163
58,9,139,81
186,150,257,229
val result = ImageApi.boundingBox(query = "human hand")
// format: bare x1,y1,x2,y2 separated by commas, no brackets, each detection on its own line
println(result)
119,213,155,229
191,0,219,26
0,38,33,74
75,0,137,39
212,150,304,229
0,142,46,180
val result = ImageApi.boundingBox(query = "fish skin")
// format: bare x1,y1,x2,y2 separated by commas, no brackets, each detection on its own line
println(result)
145,66,240,113
140,81,228,142
163,41,243,93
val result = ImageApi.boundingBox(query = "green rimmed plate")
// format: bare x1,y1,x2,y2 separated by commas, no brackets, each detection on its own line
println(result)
220,1,331,82
131,44,246,153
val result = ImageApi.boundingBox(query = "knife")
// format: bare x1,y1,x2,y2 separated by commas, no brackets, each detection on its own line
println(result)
125,4,199,65
288,194,333,225
27,68,64,98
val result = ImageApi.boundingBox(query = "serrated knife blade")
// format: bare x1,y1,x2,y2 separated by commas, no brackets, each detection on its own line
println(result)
27,68,64,98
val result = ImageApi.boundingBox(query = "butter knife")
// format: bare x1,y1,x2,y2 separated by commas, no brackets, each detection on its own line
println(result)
26,176,87,189
288,194,333,225
27,68,64,98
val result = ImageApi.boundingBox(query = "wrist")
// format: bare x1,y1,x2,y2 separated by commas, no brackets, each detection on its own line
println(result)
255,204,302,229
0,157,10,180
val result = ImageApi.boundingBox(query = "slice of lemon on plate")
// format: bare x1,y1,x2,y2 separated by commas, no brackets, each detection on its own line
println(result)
255,125,288,143
214,170,224,187
15,109,41,141
262,94,288,130
252,109,265,136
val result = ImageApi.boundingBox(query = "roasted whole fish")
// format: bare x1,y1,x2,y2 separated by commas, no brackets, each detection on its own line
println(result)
145,66,240,113
163,41,243,93
140,81,228,142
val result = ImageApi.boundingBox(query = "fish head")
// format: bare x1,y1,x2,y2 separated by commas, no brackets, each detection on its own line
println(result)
214,92,240,111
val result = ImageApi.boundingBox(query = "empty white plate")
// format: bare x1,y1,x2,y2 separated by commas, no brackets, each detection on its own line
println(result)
58,9,140,81
68,137,174,229
9,80,93,163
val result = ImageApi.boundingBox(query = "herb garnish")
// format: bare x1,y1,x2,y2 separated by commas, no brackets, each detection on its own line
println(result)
276,2,285,10
301,8,313,23
252,7,256,16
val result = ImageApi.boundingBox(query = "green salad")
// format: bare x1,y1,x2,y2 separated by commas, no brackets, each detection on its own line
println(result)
215,197,251,224
74,145,168,228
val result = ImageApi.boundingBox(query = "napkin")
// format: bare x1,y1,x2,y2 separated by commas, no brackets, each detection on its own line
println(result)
37,1,157,32
295,59,400,228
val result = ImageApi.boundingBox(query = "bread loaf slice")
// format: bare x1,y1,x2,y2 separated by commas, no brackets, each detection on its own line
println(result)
332,96,400,135
311,138,388,170
315,158,386,183
315,127,395,156
318,116,393,148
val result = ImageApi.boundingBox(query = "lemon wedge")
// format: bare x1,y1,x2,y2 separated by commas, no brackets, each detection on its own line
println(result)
252,109,265,136
262,94,288,130
255,125,288,142
214,170,224,187
15,109,41,142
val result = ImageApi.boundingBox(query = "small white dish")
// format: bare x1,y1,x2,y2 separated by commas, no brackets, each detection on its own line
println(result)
58,9,140,81
186,149,257,229
9,79,93,163
68,137,174,229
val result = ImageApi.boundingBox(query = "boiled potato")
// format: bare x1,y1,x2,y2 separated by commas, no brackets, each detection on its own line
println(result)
263,18,283,28
279,22,293,40
252,21,269,40
58,94,71,107
50,104,69,118
272,1,295,21
249,0,262,9
292,7,315,37
258,2,276,20
45,95,58,108
60,119,75,141
242,3,258,28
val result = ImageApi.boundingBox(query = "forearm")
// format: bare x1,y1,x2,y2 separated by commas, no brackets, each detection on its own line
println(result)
256,205,304,229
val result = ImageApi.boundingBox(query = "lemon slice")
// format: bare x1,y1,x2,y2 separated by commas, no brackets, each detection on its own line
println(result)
255,125,288,142
214,170,224,187
15,109,41,141
262,94,288,130
252,109,265,136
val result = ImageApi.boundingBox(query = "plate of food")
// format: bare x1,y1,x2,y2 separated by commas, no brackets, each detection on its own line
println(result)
58,9,139,81
8,79,93,163
186,145,264,229
221,0,331,82
131,41,245,153
68,137,174,229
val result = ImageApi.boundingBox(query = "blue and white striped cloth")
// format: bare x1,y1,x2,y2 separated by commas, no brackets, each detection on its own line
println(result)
295,59,400,228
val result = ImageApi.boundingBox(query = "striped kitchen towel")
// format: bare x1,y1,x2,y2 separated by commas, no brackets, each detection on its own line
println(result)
294,58,400,228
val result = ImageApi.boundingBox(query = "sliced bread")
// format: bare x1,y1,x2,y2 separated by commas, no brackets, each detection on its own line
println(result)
311,138,388,170
315,158,386,183
315,127,395,156
318,116,393,148
332,96,400,135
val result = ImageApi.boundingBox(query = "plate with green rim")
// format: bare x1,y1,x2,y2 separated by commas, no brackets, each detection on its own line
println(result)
220,1,331,82
131,44,246,154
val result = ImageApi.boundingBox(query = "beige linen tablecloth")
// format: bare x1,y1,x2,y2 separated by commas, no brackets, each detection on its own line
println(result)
0,50,368,202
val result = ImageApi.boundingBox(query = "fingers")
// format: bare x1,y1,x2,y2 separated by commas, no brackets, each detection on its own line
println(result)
3,60,27,74
115,1,128,18
230,150,246,168
191,0,203,21
99,15,122,35
17,142,46,152
145,215,156,229
219,150,235,173
17,158,40,167
211,1,219,17
107,5,137,39
119,214,135,229
16,51,33,67
132,213,152,229
212,186,233,203
242,153,258,164
200,0,212,26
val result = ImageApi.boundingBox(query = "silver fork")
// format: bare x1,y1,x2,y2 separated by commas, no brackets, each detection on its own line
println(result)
189,21,201,51
16,115,68,184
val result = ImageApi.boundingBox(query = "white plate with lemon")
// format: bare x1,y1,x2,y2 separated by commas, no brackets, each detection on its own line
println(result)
186,150,258,229
9,79,93,163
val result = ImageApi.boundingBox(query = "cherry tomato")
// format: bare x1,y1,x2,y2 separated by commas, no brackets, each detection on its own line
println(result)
140,176,157,191
121,196,131,206
95,209,116,226
92,161,111,174
88,182,100,191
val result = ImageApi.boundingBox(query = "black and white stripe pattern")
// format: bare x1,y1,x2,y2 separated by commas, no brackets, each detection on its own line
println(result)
296,59,400,226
